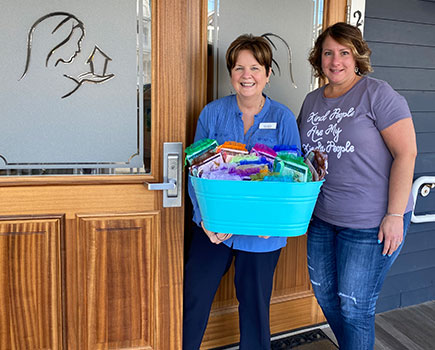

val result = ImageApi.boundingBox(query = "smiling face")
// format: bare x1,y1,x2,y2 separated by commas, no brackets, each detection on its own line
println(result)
230,49,270,100
321,35,357,87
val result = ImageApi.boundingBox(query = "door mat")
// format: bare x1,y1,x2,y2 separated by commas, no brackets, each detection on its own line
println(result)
272,329,338,350
211,328,338,350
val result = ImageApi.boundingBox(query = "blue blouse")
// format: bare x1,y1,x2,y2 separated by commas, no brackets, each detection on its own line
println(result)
188,94,301,252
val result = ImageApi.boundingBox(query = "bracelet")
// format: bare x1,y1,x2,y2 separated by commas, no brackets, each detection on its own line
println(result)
385,213,403,218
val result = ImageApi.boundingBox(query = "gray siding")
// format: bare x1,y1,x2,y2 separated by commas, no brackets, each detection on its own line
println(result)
365,0,435,312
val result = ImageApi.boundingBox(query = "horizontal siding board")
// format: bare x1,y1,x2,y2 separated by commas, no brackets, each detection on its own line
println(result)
365,18,435,46
408,221,435,234
376,294,401,313
412,112,435,133
369,42,435,69
401,230,435,254
380,267,435,296
388,249,435,276
401,91,435,111
369,67,435,91
415,133,435,153
378,286,435,313
365,0,435,24
366,0,435,312
415,153,435,173
401,285,435,307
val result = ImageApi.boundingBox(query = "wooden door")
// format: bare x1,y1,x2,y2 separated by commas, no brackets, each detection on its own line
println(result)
0,0,206,349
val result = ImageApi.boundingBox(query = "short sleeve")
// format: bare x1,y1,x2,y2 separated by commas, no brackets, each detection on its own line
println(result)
371,81,412,131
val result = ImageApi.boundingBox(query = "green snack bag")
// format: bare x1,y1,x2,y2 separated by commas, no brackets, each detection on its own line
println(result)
273,153,312,182
184,138,218,166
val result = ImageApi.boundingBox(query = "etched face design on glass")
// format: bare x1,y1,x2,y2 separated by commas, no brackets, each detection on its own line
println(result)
19,12,114,99
51,23,85,66
19,12,85,80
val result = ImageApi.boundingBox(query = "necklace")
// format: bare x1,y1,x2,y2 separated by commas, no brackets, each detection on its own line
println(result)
258,96,265,111
236,95,265,113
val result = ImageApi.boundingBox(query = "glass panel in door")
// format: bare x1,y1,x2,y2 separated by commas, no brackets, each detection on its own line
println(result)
0,0,152,176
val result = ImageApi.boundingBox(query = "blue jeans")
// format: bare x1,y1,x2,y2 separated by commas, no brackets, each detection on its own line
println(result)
307,213,411,350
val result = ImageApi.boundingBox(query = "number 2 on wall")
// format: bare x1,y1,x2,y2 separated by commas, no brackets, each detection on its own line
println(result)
353,10,363,28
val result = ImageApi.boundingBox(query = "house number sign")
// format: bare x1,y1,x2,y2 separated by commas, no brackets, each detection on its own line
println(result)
347,0,366,35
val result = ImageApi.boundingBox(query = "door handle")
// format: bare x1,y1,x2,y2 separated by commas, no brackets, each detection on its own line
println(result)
148,178,176,191
146,142,182,207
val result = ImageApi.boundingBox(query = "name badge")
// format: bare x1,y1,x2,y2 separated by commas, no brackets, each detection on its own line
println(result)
259,122,277,130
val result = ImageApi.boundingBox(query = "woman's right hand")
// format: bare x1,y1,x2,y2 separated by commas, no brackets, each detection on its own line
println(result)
201,221,232,244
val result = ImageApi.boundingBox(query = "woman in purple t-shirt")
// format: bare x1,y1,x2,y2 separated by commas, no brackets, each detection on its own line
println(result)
298,22,417,350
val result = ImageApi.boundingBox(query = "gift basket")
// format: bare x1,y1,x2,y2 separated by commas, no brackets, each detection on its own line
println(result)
186,139,326,237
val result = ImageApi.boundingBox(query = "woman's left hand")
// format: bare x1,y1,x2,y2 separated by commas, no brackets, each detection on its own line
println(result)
378,215,404,256
201,221,233,244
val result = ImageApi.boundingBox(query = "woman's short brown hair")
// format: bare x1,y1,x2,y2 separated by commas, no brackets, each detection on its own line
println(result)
309,22,373,78
226,34,273,76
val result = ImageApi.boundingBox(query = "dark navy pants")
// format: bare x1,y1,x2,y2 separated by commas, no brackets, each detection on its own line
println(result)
183,224,281,350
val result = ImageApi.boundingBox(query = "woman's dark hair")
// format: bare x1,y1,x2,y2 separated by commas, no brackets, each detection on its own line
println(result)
309,22,373,78
226,34,273,76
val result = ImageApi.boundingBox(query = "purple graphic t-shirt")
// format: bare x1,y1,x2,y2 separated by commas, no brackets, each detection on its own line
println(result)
298,76,413,228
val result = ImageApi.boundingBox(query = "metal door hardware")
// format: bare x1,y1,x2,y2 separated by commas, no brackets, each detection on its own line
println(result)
146,142,182,207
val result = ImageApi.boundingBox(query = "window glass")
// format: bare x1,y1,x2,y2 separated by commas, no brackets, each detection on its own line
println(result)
0,0,152,176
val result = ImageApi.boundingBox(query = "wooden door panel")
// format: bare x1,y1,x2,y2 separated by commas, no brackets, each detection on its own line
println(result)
0,185,156,219
273,236,311,295
78,214,158,350
0,217,63,350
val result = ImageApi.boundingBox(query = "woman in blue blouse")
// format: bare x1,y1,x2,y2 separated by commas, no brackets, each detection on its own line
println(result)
183,34,301,350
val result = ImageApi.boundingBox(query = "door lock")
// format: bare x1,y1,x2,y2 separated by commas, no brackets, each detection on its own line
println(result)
146,142,182,207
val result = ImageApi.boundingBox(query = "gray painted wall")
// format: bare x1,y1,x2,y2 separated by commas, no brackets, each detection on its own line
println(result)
364,0,435,312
